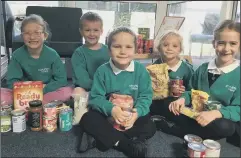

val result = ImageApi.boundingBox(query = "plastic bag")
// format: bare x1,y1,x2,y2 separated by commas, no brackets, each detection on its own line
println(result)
72,92,89,125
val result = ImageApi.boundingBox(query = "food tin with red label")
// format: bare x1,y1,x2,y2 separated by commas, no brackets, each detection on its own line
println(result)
188,143,206,158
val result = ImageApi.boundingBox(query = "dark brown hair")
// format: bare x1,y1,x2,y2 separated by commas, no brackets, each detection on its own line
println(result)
214,20,240,40
107,27,137,51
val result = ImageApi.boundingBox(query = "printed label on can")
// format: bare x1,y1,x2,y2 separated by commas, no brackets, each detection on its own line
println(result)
43,117,57,132
1,115,11,132
12,115,26,133
59,109,73,132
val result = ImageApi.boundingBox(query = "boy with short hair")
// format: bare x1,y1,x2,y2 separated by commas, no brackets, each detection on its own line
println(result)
71,12,110,125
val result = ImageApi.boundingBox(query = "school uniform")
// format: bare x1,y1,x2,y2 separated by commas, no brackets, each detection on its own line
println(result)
80,59,156,151
71,44,110,91
1,44,72,105
158,59,240,142
150,59,194,116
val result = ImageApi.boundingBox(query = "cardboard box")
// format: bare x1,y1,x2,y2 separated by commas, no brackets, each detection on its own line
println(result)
13,81,43,111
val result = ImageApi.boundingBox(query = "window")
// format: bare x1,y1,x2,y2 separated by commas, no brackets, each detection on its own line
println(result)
7,1,59,16
235,1,240,22
167,1,223,59
76,1,157,44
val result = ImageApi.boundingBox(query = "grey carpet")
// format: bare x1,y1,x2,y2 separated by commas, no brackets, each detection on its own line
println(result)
1,126,240,157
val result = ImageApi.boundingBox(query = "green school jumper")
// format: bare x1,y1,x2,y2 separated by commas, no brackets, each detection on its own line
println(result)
153,58,194,89
71,44,110,91
6,44,68,94
89,61,153,117
181,62,240,122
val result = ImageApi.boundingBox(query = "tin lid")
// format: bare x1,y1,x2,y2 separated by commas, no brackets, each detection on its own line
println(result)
11,109,25,116
184,134,202,143
29,100,42,107
188,143,206,151
2,104,12,109
1,110,9,116
44,102,57,108
203,139,221,149
52,100,63,106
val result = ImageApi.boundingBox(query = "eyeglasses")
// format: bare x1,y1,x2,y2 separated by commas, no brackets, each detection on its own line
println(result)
21,31,44,38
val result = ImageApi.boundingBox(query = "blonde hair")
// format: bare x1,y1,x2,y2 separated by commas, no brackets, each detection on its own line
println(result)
156,29,184,54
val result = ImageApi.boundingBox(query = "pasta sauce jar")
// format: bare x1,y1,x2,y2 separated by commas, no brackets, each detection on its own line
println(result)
29,100,43,131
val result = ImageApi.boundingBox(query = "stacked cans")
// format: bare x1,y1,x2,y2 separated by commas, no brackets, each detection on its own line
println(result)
59,108,73,132
183,134,221,158
43,102,57,132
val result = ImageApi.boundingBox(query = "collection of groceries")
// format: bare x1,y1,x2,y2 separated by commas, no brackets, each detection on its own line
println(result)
1,81,88,133
1,63,223,158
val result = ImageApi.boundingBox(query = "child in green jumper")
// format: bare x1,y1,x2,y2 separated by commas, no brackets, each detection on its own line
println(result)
166,20,240,146
78,27,156,157
0,14,72,105
71,12,110,125
150,30,194,126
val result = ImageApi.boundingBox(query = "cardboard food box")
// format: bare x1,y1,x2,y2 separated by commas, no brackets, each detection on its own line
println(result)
13,81,43,111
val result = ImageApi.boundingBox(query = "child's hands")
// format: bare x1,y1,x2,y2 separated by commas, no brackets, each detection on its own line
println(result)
196,110,222,127
123,108,138,130
111,106,132,124
170,84,185,96
169,98,185,115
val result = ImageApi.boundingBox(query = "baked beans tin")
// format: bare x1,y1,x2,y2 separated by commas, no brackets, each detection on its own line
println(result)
188,143,206,158
11,109,26,133
203,139,221,158
1,111,11,133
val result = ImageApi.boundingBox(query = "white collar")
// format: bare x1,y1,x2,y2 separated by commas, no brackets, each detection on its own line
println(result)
208,59,240,74
168,60,182,72
109,59,134,75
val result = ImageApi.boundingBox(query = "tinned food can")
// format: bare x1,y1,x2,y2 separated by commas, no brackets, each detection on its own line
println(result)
1,111,11,133
1,104,13,113
11,109,26,133
43,102,57,132
188,143,206,158
59,108,73,132
203,139,221,158
183,134,203,150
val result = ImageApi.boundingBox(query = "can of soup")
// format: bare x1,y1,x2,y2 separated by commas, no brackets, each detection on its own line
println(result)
203,139,221,158
188,143,206,158
183,134,203,157
11,109,26,133
1,111,12,133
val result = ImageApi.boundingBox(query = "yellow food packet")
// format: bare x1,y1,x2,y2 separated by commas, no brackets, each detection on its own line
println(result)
180,107,199,119
191,89,209,112
146,63,169,100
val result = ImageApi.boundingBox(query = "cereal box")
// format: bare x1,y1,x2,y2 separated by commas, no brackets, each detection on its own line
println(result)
13,81,43,111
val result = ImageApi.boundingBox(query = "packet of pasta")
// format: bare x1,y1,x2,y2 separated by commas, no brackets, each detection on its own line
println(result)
146,63,169,100
191,89,209,112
